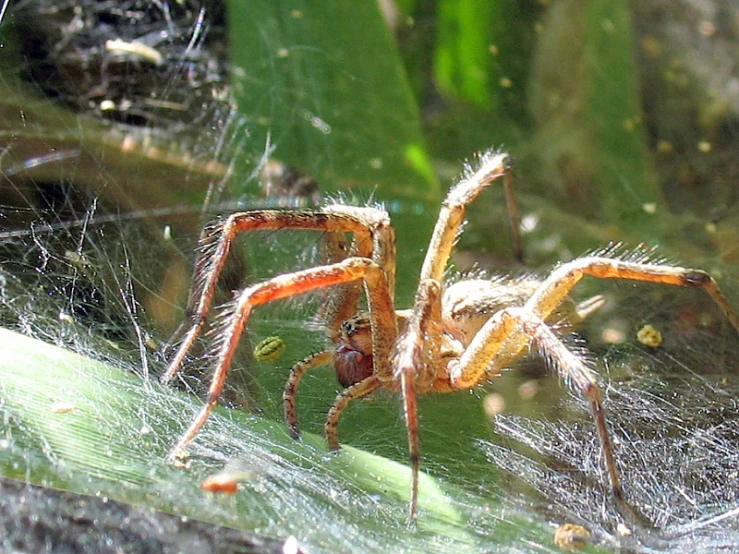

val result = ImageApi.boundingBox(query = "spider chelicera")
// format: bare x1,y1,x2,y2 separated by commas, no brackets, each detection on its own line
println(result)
162,150,739,522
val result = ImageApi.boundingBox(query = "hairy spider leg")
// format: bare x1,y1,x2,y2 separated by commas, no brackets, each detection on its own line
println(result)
450,256,739,511
167,256,397,459
395,279,444,523
419,150,514,283
283,350,334,439
322,204,397,328
325,375,383,449
394,151,515,521
315,230,362,330
161,207,395,384
524,257,739,333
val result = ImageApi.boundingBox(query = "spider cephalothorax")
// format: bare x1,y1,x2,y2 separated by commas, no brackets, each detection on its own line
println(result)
162,150,739,523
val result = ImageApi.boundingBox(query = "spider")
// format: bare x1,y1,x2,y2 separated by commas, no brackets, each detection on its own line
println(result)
162,150,739,523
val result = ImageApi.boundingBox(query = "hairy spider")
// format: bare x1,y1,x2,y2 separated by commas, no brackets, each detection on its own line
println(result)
162,150,739,523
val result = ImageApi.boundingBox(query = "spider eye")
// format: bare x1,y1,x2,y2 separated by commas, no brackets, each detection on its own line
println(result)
340,316,371,338
340,320,355,335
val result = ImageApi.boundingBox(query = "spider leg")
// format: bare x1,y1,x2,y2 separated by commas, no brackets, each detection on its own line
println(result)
397,150,518,521
162,219,229,379
283,350,334,439
167,256,397,459
322,204,397,328
450,306,624,505
324,375,382,449
420,150,518,283
454,257,739,386
394,279,443,523
161,207,395,384
516,309,621,500
315,230,361,329
525,256,739,333
399,365,420,525
450,255,739,515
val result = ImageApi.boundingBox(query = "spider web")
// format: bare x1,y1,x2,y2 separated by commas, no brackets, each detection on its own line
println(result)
1,2,739,554
480,302,739,552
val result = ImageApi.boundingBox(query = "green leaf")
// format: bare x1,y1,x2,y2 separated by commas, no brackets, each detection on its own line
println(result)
584,0,662,233
227,1,438,202
525,0,663,243
434,0,496,109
